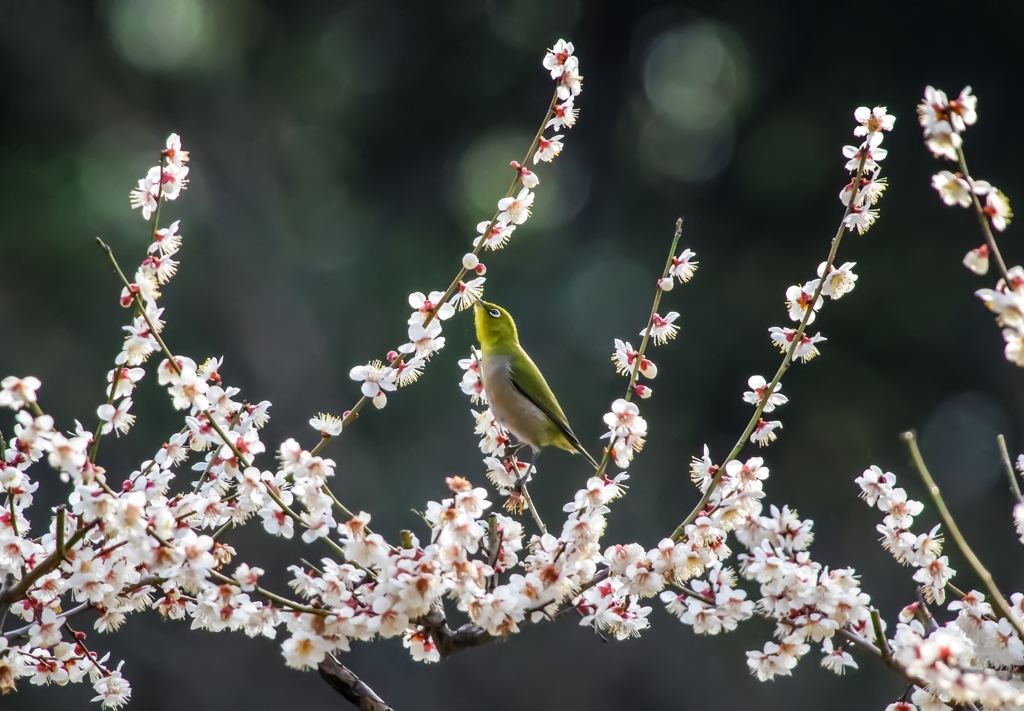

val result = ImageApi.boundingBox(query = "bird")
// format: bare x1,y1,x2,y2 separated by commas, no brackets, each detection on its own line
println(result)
473,299,598,489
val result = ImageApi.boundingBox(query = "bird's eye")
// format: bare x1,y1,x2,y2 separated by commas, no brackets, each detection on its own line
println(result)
488,308,501,318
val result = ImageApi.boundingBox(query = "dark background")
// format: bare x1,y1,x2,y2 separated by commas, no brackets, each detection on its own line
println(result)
2,1,1023,709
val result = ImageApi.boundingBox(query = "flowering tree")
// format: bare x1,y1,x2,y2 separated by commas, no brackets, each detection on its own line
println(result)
0,39,1021,711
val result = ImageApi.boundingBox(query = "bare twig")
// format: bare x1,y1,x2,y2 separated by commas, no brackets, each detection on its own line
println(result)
903,430,1024,641
997,434,1021,502
870,609,891,663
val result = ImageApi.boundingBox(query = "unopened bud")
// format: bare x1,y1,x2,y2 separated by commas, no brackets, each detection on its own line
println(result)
462,253,479,270
639,358,657,379
634,384,653,399
386,350,399,362
372,392,388,409
963,244,989,275
657,277,673,292
474,263,487,275
898,602,919,623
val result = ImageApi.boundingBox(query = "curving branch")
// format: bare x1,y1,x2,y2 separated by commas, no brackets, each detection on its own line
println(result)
318,655,394,711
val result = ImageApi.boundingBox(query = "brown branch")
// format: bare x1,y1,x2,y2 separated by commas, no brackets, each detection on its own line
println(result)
416,608,491,658
317,654,394,711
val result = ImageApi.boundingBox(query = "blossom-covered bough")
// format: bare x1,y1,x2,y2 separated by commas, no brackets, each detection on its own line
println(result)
0,37,1019,711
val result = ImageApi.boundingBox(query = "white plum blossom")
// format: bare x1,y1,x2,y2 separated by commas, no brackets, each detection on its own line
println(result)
533,135,563,164
742,375,787,413
785,280,823,324
640,312,680,345
96,398,135,436
497,188,534,225
818,261,858,300
408,291,455,322
854,105,896,136
543,39,575,79
349,361,397,408
932,171,972,207
669,249,698,283
750,419,782,447
984,189,1013,232
309,413,343,437
0,376,42,410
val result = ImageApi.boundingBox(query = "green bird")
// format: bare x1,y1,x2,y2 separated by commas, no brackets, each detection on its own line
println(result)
473,299,599,488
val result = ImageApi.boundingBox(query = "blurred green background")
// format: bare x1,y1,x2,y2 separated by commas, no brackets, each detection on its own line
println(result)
2,1,1023,709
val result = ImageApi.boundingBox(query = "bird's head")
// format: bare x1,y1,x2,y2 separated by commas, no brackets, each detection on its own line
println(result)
473,299,519,353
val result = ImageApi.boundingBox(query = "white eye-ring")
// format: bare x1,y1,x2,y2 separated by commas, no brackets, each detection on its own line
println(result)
489,308,501,318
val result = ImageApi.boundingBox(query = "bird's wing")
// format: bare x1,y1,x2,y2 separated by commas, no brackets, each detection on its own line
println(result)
509,356,599,469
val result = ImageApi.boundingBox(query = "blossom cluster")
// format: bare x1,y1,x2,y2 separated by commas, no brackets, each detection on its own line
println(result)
760,107,892,448
919,86,1011,244
642,106,897,687
857,461,1024,709
9,37,1024,711
918,87,1024,368
671,446,869,681
856,466,954,603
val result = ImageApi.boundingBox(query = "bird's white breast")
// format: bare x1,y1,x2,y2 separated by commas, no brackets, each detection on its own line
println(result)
480,354,548,448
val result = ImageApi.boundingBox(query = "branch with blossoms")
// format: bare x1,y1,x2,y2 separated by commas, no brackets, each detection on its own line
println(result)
833,86,1024,711
2,35,1022,711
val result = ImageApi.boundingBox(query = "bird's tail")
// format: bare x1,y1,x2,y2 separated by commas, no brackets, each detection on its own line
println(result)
574,442,600,470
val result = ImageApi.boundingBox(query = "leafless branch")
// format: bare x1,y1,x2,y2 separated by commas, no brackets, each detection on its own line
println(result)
318,654,394,711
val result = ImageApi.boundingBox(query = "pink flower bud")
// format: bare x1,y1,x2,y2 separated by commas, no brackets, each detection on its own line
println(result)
898,602,919,623
639,357,658,379
962,244,989,275
634,384,652,399
474,263,487,275
386,350,399,362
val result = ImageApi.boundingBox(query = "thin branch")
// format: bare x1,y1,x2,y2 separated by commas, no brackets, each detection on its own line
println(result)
317,654,394,711
997,434,1021,502
594,217,685,477
902,430,1024,641
90,154,165,465
207,570,327,617
519,483,546,535
671,154,869,541
0,520,100,606
956,145,1010,281
870,609,891,663
416,608,491,657
310,89,561,457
